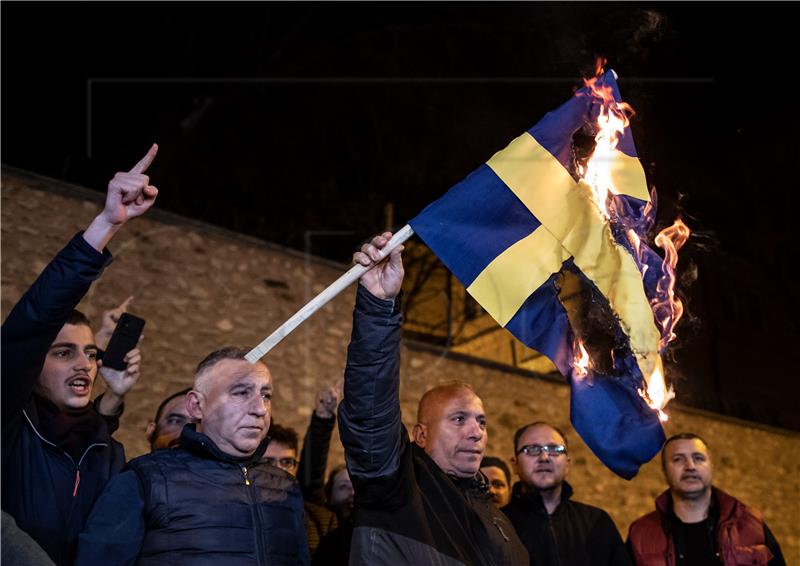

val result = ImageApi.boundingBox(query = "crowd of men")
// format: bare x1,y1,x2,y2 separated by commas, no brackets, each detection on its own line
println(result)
1,147,787,565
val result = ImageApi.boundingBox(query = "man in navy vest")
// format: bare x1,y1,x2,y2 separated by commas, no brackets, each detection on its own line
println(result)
76,347,309,565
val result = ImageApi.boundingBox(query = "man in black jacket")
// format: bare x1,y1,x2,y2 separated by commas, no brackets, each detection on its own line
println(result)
1,145,158,565
502,421,631,566
338,232,528,566
76,347,309,565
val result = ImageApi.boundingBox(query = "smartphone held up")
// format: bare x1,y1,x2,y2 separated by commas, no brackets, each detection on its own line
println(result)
101,313,145,370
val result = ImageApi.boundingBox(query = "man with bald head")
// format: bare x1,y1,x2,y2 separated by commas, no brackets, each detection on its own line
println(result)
413,382,488,476
76,347,309,565
338,232,527,565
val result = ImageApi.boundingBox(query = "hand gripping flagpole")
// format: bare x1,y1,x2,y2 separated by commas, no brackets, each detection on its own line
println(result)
246,224,415,363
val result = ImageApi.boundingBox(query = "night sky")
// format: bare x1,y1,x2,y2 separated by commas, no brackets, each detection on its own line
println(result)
3,2,798,429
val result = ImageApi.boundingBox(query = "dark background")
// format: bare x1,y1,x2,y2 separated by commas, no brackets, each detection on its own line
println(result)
3,2,798,429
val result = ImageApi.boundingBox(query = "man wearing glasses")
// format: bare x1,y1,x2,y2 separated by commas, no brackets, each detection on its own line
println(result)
502,422,632,566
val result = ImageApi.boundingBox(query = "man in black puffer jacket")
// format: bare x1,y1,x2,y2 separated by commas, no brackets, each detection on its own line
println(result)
1,145,158,565
338,232,529,566
76,347,309,566
502,421,631,566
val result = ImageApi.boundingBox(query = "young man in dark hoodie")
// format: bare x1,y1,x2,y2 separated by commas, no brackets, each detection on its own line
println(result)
1,144,159,565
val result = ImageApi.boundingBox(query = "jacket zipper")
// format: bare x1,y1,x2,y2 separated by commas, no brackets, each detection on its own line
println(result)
492,516,510,542
548,514,562,566
242,465,267,565
71,442,106,496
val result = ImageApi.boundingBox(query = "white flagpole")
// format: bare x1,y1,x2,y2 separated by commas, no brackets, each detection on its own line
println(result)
246,225,415,363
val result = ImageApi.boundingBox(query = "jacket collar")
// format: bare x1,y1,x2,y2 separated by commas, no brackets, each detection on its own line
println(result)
179,424,269,465
451,469,489,493
23,395,112,454
510,479,574,514
656,487,736,526
411,443,488,494
709,487,739,523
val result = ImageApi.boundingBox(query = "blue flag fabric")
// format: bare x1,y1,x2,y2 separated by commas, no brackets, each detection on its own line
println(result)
409,70,665,479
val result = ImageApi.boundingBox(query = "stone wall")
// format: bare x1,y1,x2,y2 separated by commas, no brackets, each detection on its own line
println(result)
2,168,798,562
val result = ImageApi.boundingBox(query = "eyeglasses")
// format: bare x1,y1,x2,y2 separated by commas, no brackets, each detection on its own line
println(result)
516,444,567,457
264,457,299,470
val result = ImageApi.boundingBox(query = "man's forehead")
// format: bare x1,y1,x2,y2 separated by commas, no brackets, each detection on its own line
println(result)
52,323,95,346
441,389,484,414
265,441,295,456
214,359,272,384
481,465,505,478
333,469,351,484
162,395,190,417
667,438,708,455
519,424,563,444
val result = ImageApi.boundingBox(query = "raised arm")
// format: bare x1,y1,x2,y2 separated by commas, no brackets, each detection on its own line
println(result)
338,233,406,480
298,384,338,504
1,235,112,426
1,145,159,428
83,144,159,252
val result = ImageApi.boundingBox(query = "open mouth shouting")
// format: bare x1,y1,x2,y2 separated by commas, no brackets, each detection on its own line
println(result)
67,375,93,396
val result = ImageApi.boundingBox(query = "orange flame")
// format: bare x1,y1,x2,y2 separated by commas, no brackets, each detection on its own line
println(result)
638,365,675,422
572,340,590,378
577,73,689,420
583,63,615,104
653,218,691,351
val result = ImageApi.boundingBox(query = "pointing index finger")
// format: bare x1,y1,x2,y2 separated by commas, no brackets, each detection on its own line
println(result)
129,143,159,174
119,295,134,312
